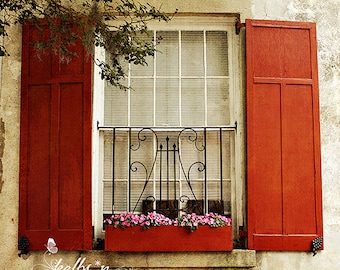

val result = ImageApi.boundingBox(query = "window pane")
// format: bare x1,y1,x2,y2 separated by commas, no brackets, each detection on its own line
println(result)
130,130,155,179
156,79,179,126
130,31,154,77
103,131,129,214
130,129,157,212
206,31,229,76
154,132,181,200
104,130,129,180
104,132,114,180
156,31,179,76
182,31,204,76
207,79,230,126
103,180,127,213
130,79,153,126
179,129,205,181
205,131,232,180
105,49,129,76
104,52,129,126
181,79,205,126
104,82,128,126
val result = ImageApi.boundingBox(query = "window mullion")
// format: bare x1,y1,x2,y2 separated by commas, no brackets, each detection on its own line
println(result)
204,30,208,127
179,30,182,127
228,27,235,126
127,64,131,126
178,30,183,211
153,30,157,127
153,30,157,206
127,36,132,212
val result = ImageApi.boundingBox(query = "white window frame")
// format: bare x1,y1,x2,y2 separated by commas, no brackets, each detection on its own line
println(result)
92,14,245,241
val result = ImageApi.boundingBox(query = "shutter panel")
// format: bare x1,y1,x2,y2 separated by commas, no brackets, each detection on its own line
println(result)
246,20,323,250
19,22,92,250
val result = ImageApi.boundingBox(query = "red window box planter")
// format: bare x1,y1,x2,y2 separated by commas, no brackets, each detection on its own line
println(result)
104,225,233,252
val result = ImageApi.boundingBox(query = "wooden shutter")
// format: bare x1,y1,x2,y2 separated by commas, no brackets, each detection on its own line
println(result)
246,20,323,250
19,22,92,250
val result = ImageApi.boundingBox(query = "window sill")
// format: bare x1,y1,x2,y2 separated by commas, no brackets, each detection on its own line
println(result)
81,249,256,269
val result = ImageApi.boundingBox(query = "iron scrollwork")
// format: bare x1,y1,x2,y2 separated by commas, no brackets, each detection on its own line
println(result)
129,127,209,216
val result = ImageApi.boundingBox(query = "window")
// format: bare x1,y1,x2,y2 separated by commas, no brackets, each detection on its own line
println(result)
92,15,244,240
19,17,322,252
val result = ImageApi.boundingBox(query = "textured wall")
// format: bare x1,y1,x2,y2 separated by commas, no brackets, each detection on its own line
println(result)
0,22,22,268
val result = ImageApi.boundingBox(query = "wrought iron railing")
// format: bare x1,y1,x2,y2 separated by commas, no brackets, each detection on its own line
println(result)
98,125,236,219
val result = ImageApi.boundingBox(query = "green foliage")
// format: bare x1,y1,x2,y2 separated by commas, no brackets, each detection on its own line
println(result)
0,0,175,88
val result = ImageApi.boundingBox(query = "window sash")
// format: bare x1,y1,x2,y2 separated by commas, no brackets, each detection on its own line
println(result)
104,30,231,127
92,16,243,241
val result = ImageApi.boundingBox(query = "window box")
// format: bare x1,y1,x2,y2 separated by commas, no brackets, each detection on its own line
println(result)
104,225,233,252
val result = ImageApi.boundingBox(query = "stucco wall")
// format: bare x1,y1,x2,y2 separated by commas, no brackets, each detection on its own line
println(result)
1,0,340,269
0,21,23,268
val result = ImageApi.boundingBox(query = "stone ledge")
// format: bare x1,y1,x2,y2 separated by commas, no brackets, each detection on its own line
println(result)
81,249,256,269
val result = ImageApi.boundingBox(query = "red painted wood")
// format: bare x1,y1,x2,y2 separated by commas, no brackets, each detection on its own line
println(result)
19,22,92,250
25,85,51,231
246,20,323,250
105,226,233,252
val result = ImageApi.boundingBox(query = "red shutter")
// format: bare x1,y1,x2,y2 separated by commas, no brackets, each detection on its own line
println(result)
19,22,92,250
246,20,323,250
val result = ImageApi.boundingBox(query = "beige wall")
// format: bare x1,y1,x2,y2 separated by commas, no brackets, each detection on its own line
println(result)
1,0,340,269
0,21,23,268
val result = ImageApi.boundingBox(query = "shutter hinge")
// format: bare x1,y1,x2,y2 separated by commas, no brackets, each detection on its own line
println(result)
311,236,323,256
234,226,247,249
235,19,245,35
18,235,30,257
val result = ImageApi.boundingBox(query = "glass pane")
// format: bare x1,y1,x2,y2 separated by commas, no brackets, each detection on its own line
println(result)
182,31,204,76
207,79,230,126
103,180,128,213
205,131,231,180
130,79,153,126
156,31,179,76
130,31,154,77
104,130,128,180
129,129,155,179
130,129,156,212
105,50,129,78
104,131,114,179
179,129,205,181
156,79,179,126
206,31,229,76
181,79,205,126
103,130,129,213
181,180,204,200
154,132,181,200
104,81,128,126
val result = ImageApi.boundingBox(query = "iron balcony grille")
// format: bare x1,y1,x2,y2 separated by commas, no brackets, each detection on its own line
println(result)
98,125,236,219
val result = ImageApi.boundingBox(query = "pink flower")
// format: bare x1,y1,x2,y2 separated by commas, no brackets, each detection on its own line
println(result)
104,211,231,230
